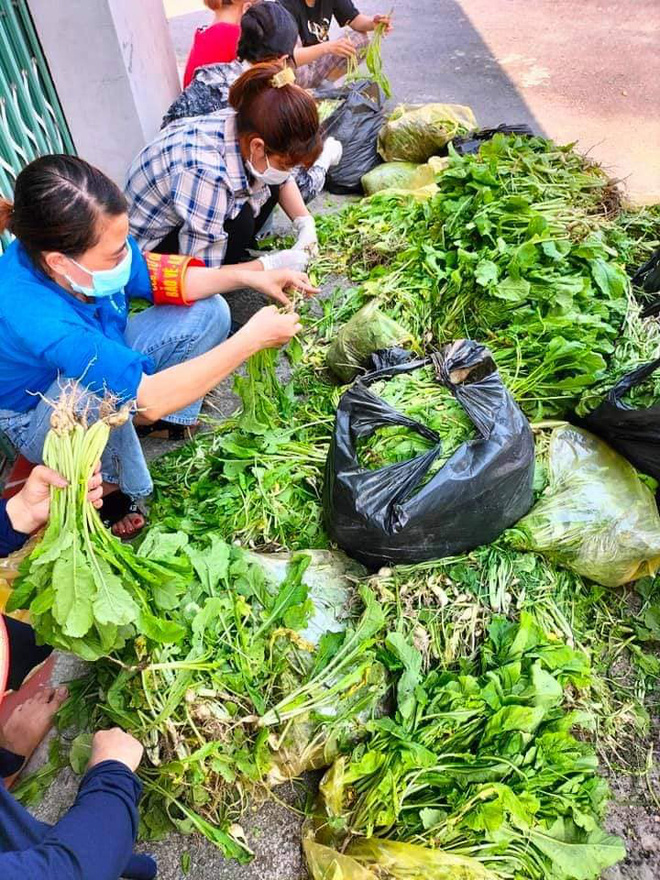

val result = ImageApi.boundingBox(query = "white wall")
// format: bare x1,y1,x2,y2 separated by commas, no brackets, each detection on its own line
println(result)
27,0,180,185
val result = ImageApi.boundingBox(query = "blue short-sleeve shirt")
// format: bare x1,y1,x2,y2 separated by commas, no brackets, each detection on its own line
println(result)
0,237,156,411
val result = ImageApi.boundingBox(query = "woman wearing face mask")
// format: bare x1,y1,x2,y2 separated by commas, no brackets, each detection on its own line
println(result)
126,61,321,270
161,2,344,206
0,155,315,539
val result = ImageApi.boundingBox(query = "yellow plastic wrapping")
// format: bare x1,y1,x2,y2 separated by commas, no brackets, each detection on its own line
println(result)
511,426,660,587
304,836,494,880
0,536,38,623
378,103,477,163
362,157,449,200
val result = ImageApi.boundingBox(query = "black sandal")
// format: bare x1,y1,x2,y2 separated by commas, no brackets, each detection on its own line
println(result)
136,419,200,442
100,491,146,539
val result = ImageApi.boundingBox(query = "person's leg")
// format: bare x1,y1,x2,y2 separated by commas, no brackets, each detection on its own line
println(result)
150,226,183,255
3,617,52,692
124,295,231,426
293,165,327,204
223,187,281,264
295,32,370,88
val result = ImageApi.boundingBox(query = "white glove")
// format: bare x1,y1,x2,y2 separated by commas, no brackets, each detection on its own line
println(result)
292,215,319,257
260,248,310,272
315,136,344,172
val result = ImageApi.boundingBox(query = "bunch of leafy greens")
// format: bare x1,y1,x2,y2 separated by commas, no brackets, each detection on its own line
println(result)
316,135,632,419
357,364,476,477
370,540,658,769
150,347,335,550
306,612,626,880
53,529,387,860
6,384,190,660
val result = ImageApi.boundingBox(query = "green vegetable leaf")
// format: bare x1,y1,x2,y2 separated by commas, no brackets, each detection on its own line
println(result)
529,819,626,879
386,632,423,723
69,733,94,775
495,276,531,302
92,557,139,628
52,543,95,639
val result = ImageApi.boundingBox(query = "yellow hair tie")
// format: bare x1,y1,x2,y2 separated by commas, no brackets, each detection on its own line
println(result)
270,67,296,88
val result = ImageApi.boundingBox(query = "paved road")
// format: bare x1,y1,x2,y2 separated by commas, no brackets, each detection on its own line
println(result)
165,0,660,202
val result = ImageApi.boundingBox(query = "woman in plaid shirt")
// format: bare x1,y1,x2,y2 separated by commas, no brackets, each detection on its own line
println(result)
126,62,322,273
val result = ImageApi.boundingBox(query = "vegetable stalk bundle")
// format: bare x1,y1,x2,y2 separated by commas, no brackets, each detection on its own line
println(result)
8,383,189,659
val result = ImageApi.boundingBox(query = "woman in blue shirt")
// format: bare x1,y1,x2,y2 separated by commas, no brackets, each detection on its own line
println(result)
0,154,315,538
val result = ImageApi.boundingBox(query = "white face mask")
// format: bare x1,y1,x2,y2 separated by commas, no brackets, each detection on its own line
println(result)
246,150,291,186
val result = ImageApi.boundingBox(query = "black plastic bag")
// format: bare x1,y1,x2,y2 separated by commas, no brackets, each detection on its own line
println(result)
571,357,660,481
449,124,534,155
631,248,660,317
316,80,384,194
323,340,535,567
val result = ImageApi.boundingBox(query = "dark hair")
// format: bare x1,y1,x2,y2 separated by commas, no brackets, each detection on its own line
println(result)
238,3,298,64
229,62,321,166
0,155,127,269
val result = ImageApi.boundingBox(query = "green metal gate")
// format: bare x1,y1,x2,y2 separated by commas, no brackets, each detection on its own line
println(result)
0,0,74,252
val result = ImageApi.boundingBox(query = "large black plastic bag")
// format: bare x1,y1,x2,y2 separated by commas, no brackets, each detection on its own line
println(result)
571,356,660,481
323,340,535,567
317,80,384,194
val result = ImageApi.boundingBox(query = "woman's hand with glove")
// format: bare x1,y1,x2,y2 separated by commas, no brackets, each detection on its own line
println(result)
316,137,343,172
292,215,319,258
259,248,310,272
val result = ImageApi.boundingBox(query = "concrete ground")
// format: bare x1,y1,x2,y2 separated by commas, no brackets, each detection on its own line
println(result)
19,3,660,880
166,0,660,203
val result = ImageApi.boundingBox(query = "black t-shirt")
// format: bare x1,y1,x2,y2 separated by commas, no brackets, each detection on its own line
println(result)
280,0,360,46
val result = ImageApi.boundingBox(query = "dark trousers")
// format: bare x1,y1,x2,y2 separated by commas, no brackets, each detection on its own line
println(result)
152,185,281,263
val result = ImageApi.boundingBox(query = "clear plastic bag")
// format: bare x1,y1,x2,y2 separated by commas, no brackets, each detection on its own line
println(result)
245,550,388,786
510,425,660,586
326,301,411,383
378,103,476,163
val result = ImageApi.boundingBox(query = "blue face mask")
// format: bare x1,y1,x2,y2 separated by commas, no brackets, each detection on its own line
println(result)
65,244,133,298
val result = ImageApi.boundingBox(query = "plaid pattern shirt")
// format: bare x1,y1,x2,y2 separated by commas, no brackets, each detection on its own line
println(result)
125,110,270,268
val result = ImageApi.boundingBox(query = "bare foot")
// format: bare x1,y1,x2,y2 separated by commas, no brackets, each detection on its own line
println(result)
1,686,68,787
112,512,145,539
100,483,146,539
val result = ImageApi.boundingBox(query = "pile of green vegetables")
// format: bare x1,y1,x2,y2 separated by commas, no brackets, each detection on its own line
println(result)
46,529,389,861
12,133,660,878
357,365,475,474
306,613,625,880
317,135,631,418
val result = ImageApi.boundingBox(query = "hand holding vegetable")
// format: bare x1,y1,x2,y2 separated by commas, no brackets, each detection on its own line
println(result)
252,269,318,308
325,36,357,59
372,13,393,32
6,462,103,535
242,305,302,349
292,215,319,258
259,248,310,273
88,728,144,773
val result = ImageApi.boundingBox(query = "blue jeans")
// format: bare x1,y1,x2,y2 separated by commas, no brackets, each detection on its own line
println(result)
0,296,231,499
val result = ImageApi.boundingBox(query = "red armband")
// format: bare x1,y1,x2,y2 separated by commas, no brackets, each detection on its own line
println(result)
144,252,205,307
